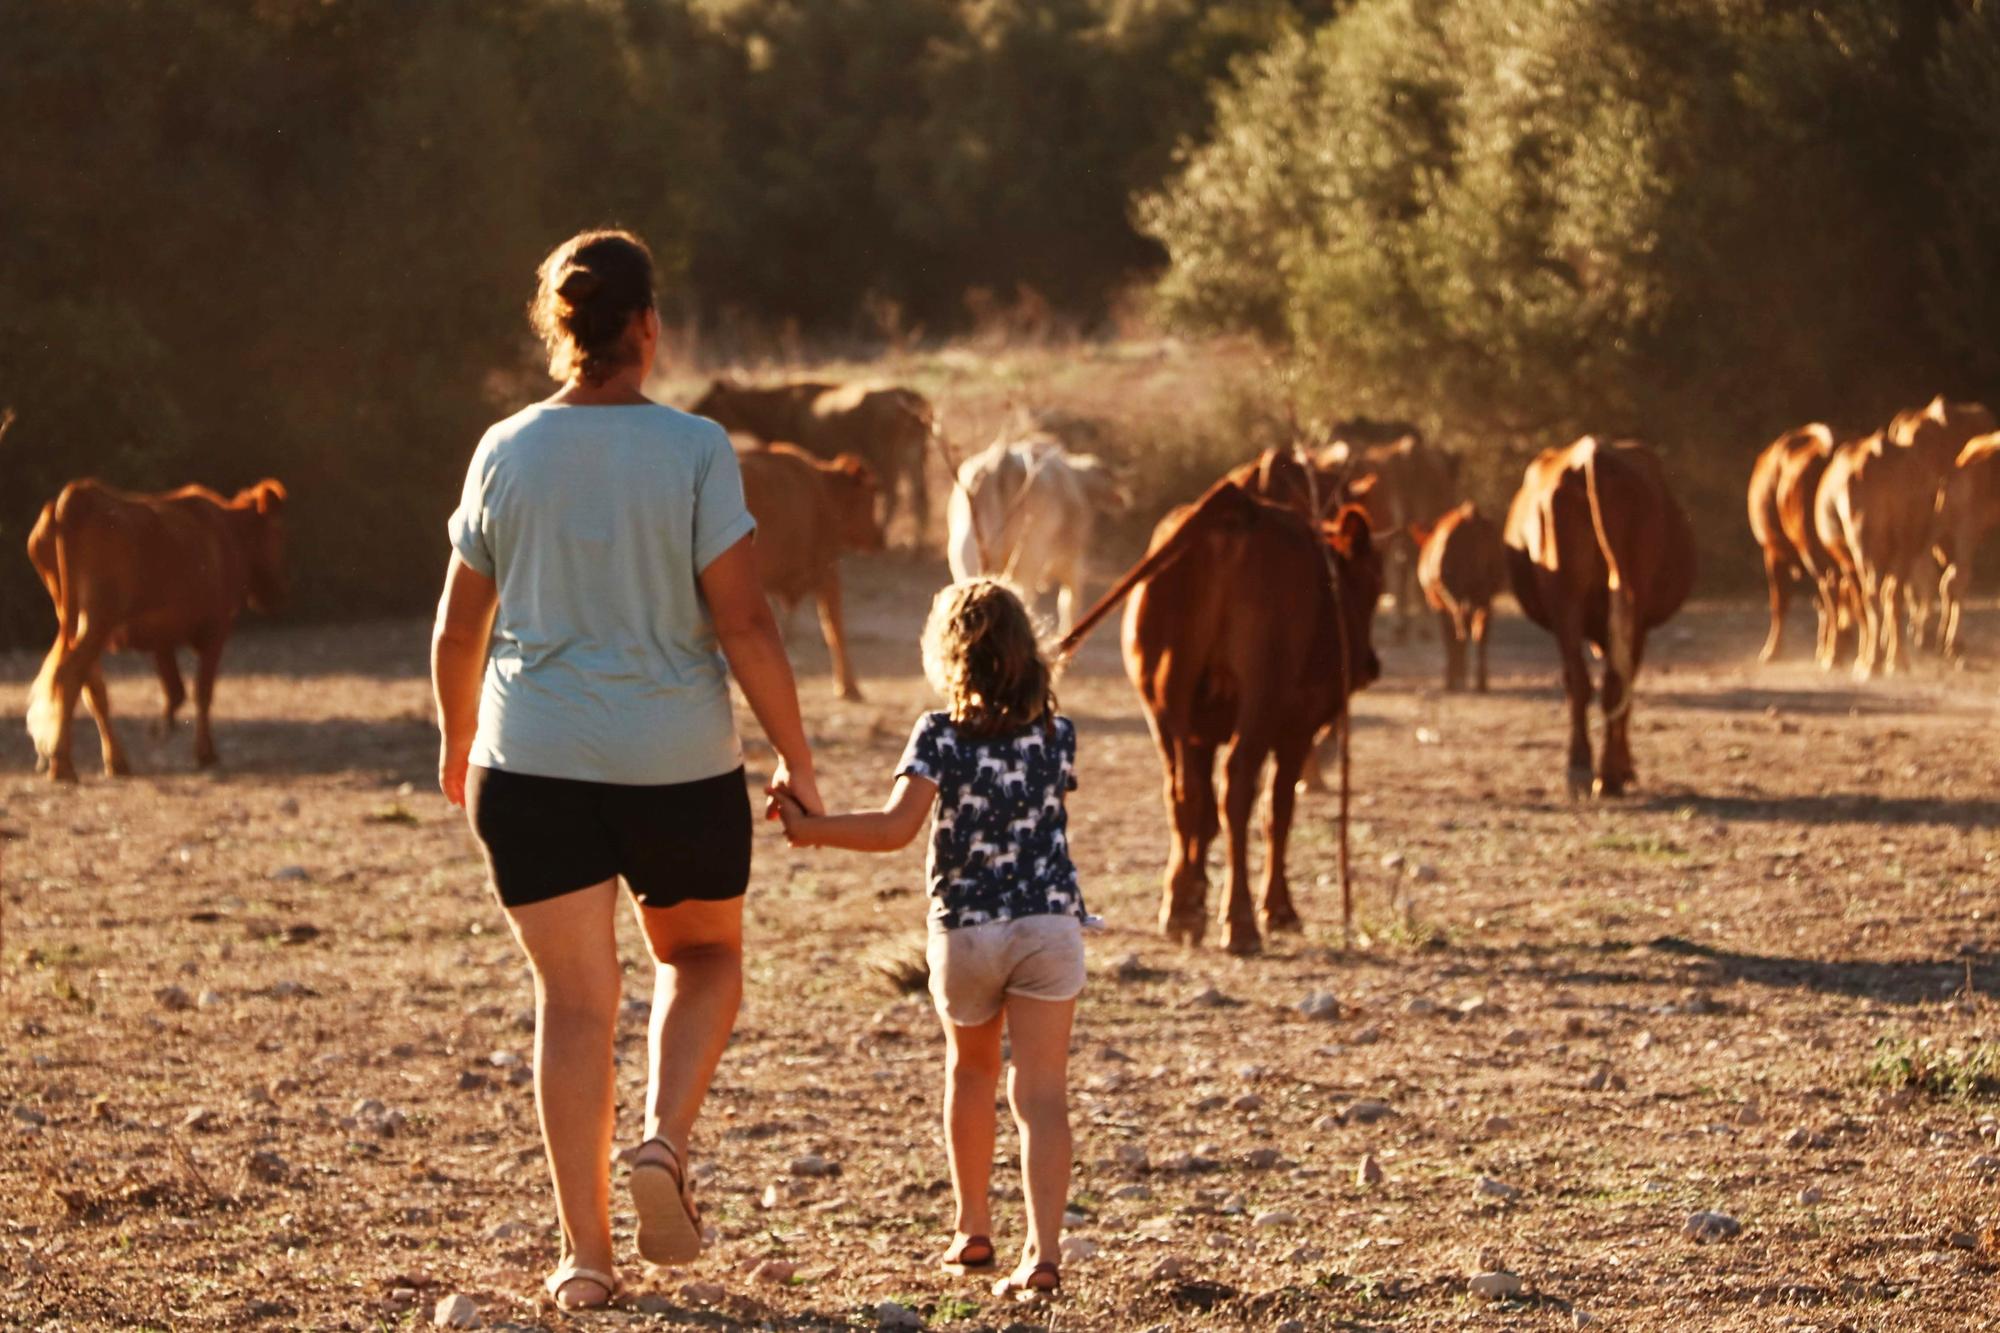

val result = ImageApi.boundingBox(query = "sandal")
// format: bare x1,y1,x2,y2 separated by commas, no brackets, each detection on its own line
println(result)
991,1261,1060,1300
629,1137,703,1265
939,1233,996,1273
543,1261,618,1311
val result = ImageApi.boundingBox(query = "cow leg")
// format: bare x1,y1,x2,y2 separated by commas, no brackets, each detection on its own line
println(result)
813,575,863,702
1260,736,1313,936
81,663,132,778
1852,567,1882,681
1595,634,1644,798
1556,614,1594,800
192,636,225,767
154,648,186,736
1471,606,1491,693
1810,575,1837,669
43,620,116,783
906,451,931,548
1879,571,1905,676
1216,737,1266,957
1941,558,1969,659
1758,547,1790,662
1056,580,1077,641
1158,737,1213,947
1438,609,1462,691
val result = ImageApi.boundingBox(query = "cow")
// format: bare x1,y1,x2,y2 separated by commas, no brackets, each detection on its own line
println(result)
1056,476,1382,955
1333,423,1460,641
1935,432,2000,657
1416,501,1505,692
1747,424,1836,664
1886,396,1998,651
692,377,932,540
736,443,883,701
1815,429,1951,679
1504,438,1694,799
26,478,289,782
946,436,1128,635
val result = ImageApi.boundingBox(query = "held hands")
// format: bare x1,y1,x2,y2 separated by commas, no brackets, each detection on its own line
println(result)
770,788,812,845
766,756,823,843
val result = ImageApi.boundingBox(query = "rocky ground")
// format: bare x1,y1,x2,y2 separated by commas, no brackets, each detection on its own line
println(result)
3,557,1997,1331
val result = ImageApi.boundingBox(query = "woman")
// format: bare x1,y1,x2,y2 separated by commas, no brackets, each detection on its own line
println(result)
431,229,821,1310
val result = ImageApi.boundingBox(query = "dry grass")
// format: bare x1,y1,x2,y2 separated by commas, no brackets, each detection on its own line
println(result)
4,556,2000,1330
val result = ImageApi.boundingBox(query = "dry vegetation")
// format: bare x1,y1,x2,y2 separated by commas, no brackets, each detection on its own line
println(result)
4,555,1999,1331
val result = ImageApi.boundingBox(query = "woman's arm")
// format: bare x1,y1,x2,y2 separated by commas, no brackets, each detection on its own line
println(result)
777,775,936,853
431,554,499,807
699,532,823,816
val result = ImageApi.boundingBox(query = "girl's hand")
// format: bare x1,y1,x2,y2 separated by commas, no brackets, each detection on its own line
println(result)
768,757,823,819
439,739,471,808
773,790,812,845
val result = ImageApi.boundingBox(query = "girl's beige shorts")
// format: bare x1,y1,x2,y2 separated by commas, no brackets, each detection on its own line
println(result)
927,914,1086,1026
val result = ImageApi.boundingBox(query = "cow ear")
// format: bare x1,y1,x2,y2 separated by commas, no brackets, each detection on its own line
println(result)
1346,472,1379,498
255,479,288,515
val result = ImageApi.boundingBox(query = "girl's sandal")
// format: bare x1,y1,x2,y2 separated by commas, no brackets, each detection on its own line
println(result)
991,1261,1061,1300
543,1262,618,1311
629,1137,703,1265
939,1233,997,1273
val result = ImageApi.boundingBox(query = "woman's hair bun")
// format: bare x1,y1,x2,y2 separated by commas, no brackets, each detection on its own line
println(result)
556,266,601,305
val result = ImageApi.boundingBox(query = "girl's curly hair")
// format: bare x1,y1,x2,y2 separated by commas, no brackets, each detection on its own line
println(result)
921,579,1056,738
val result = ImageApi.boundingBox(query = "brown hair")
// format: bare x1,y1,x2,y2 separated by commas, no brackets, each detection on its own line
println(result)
529,229,655,385
921,579,1057,737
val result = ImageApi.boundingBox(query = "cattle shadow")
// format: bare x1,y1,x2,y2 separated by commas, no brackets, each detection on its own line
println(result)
1603,935,1995,1008
1646,683,1973,718
1637,790,2000,829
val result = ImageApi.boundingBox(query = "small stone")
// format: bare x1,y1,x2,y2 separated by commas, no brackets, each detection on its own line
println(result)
1340,1099,1394,1125
1683,1210,1741,1242
1232,1093,1265,1113
1969,1153,2000,1176
1783,1126,1827,1150
789,1154,838,1178
1633,1030,1657,1051
1184,985,1232,1009
1946,1230,1978,1250
1797,1186,1824,1205
1380,852,1406,872
248,1150,289,1183
488,1220,534,1241
1148,1256,1184,1280
1573,1312,1599,1328
1277,1321,1306,1333
276,797,300,816
1501,1027,1531,1046
1115,1144,1150,1170
1735,1099,1763,1127
512,1009,535,1032
268,980,307,999
1405,996,1439,1016
680,1281,726,1305
181,1105,217,1132
156,985,194,1012
1252,1210,1297,1228
1312,1113,1343,1133
1475,1175,1522,1202
431,1293,478,1328
752,1258,798,1283
196,990,226,1010
353,1098,385,1119
1453,995,1498,1019
1244,1147,1281,1170
1111,953,1148,981
1580,1064,1624,1092
634,1293,673,1314
1219,1193,1246,1215
1349,1024,1383,1045
1481,1114,1515,1135
1412,863,1439,883
760,1183,781,1209
1060,1235,1099,1261
875,1299,922,1329
1296,992,1340,1020
1191,1094,1227,1112
1110,1183,1153,1201
1468,1271,1523,1300
1356,1154,1384,1186
487,1050,522,1068
455,1071,490,1093
269,865,311,883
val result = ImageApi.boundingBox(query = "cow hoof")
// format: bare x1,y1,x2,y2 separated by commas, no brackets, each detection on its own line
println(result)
1565,766,1592,801
106,757,133,778
1223,928,1264,957
196,749,219,769
1264,908,1303,934
49,764,79,784
1160,911,1206,947
838,686,864,703
1592,776,1629,799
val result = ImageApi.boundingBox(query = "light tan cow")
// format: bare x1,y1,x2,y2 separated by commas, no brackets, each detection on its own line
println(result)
944,436,1127,636
736,444,883,701
1816,430,1938,679
1936,432,2000,657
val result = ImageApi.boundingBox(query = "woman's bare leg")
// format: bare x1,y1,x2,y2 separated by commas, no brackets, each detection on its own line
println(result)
632,895,744,1163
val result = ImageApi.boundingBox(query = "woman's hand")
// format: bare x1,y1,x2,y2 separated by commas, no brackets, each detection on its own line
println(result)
769,756,823,820
772,789,811,845
439,739,472,808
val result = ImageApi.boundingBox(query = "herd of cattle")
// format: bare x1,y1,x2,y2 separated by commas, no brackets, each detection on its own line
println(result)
18,376,1997,953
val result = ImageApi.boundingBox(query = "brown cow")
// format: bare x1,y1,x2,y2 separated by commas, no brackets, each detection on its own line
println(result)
1816,430,1946,679
1505,438,1694,798
1747,424,1835,663
736,444,883,701
1886,396,1998,650
1417,501,1505,692
692,378,932,539
1335,424,1460,640
1935,432,2000,657
26,479,289,782
1057,479,1382,955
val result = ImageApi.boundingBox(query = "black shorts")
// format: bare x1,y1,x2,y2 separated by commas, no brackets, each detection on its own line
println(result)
465,764,752,910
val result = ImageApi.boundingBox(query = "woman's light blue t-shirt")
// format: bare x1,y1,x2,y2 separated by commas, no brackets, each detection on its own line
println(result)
448,402,756,786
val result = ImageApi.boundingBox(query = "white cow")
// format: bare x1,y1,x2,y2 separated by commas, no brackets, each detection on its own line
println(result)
946,435,1128,636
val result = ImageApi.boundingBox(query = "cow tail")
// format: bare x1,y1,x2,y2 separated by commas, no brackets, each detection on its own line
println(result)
1584,444,1637,723
1053,478,1242,663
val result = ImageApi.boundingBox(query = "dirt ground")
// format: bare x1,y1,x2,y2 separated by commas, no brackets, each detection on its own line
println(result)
3,558,1998,1332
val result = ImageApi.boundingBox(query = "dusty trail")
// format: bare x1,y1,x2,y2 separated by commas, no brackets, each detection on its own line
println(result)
3,557,1997,1330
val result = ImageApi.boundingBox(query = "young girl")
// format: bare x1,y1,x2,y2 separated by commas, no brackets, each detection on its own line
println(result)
775,579,1084,1299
